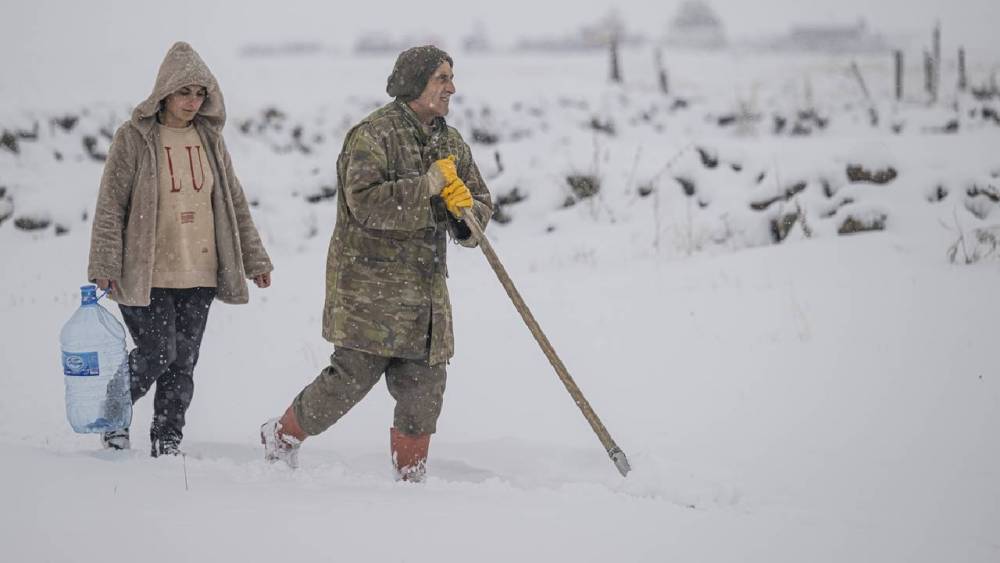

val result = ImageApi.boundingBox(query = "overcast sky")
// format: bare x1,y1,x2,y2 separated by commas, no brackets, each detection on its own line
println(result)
0,0,997,87
3,0,998,46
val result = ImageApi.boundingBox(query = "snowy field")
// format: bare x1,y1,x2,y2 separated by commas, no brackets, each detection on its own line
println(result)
2,36,1000,563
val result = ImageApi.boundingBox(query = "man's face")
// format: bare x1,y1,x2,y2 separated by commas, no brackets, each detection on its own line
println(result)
409,61,455,123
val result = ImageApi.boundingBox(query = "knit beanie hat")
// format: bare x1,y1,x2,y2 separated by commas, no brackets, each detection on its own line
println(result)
386,45,454,102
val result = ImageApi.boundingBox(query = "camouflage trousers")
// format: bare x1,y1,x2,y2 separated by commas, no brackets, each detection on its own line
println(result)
292,347,447,436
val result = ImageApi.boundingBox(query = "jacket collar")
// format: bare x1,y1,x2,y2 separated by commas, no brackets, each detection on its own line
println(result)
131,113,219,142
394,99,445,144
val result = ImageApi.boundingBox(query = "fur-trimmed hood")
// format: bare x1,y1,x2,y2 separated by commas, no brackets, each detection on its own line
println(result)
131,41,226,132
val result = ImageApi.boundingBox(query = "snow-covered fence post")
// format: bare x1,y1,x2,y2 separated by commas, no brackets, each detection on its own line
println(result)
850,61,877,126
655,47,669,95
652,183,662,253
609,34,623,83
958,47,967,92
924,50,934,99
894,50,904,101
932,22,941,102
850,61,872,101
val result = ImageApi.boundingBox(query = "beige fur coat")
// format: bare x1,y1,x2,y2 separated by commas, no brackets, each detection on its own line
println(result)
88,42,272,306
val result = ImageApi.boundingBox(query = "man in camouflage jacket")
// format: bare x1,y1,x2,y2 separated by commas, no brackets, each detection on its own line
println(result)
261,46,492,480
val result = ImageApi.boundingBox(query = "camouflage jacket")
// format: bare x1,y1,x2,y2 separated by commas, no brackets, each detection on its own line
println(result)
321,100,492,365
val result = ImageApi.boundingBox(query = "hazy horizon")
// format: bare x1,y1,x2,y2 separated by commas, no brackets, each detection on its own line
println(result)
3,0,998,51
1,0,996,111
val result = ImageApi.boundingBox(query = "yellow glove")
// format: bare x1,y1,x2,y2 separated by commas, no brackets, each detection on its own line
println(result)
441,179,474,218
427,155,459,194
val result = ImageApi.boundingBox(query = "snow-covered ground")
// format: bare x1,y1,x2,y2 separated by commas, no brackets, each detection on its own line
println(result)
2,43,1000,562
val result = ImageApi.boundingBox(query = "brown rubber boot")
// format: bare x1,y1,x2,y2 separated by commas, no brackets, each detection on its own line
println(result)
261,406,307,468
390,427,431,482
278,406,307,442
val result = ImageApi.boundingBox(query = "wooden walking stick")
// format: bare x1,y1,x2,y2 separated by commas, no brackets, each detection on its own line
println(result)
461,209,632,477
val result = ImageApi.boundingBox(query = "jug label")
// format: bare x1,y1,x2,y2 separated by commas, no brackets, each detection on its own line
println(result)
63,351,99,376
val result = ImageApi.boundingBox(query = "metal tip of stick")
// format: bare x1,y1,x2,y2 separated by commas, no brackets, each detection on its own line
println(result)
609,447,631,477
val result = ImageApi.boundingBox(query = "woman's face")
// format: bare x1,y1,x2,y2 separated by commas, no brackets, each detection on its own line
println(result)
161,85,207,127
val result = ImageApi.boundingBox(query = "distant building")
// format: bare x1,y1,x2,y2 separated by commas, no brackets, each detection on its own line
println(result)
239,42,326,58
580,10,627,47
462,34,492,53
516,11,644,52
461,23,494,53
354,33,445,55
769,18,890,54
664,1,726,50
354,33,403,55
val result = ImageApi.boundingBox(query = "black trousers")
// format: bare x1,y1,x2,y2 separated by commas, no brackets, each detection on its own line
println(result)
119,287,215,441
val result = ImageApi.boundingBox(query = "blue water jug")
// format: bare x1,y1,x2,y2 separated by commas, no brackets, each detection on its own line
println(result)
60,285,132,433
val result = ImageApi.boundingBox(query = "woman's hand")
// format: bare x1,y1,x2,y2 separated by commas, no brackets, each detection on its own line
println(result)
253,272,271,289
95,278,118,293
